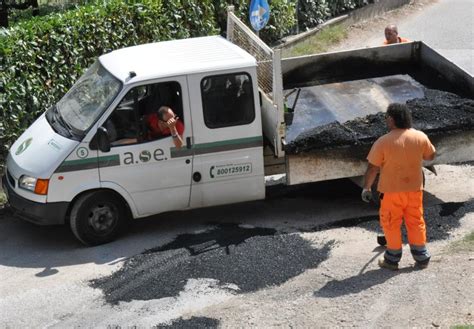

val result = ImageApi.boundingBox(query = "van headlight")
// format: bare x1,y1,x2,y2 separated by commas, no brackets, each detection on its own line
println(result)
19,175,37,191
19,175,49,195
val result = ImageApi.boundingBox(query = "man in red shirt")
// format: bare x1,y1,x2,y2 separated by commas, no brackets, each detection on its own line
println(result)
147,106,184,148
384,24,410,45
362,103,436,270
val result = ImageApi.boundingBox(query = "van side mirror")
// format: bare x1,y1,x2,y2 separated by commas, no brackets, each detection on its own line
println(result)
90,127,111,152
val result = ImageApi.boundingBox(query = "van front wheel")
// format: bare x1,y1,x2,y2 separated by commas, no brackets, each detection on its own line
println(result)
70,191,127,246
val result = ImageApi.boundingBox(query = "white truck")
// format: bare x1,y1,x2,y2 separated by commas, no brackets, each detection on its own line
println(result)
3,10,473,245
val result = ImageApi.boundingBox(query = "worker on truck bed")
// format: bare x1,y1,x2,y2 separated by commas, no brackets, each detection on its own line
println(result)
384,24,410,45
361,103,436,270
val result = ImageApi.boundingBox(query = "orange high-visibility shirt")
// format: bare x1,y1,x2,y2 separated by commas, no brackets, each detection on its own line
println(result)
367,128,435,193
383,37,410,45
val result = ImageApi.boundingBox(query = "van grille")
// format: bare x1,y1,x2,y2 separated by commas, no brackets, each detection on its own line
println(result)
6,169,15,188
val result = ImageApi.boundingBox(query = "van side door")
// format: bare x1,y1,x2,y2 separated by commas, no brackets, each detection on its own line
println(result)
186,69,265,208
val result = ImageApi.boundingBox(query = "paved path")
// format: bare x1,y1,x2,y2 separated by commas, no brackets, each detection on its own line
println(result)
361,0,473,74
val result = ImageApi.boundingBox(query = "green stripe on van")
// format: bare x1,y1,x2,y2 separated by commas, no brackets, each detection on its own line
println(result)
55,155,120,173
171,136,263,158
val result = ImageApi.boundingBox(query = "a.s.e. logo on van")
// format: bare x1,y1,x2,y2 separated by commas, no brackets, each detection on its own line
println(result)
123,148,167,165
15,137,33,155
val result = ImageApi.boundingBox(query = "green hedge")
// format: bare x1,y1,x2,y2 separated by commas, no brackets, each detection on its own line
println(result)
0,0,217,161
298,0,372,30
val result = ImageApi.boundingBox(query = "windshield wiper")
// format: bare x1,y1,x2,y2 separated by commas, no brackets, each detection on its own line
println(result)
53,105,74,137
51,105,73,138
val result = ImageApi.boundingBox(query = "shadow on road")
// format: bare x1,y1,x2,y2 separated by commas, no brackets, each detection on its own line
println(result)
314,266,416,298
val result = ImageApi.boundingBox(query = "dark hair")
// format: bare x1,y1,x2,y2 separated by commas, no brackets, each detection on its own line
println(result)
157,106,170,121
386,103,412,129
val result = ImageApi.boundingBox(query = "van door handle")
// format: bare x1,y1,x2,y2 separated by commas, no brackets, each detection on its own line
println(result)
193,172,201,182
186,137,192,149
186,159,190,164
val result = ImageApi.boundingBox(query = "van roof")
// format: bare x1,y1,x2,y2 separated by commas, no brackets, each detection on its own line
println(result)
99,35,257,83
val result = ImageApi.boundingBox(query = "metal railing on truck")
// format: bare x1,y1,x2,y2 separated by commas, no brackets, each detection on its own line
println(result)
226,6,286,160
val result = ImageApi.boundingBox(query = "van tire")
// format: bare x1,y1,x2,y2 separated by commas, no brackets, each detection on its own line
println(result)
70,191,127,246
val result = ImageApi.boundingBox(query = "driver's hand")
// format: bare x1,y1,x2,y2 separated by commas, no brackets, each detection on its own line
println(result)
166,116,178,129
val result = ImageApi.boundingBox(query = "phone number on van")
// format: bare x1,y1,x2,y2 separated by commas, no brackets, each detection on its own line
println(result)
210,163,252,178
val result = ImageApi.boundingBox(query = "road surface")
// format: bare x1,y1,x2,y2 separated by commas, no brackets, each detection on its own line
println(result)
0,0,473,327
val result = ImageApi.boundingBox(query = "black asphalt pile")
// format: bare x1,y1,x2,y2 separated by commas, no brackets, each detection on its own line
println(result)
90,223,334,304
286,88,474,154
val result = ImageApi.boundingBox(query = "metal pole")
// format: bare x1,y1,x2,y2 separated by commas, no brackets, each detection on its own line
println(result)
31,0,39,16
0,0,8,27
296,0,299,34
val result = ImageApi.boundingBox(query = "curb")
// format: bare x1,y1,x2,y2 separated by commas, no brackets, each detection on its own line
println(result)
275,15,349,50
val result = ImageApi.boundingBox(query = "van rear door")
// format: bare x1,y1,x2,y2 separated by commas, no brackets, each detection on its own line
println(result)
185,69,265,208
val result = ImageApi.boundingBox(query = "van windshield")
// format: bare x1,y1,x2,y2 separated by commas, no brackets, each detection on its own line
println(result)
56,61,122,134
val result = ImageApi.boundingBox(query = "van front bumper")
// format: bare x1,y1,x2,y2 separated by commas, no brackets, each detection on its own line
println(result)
2,175,68,225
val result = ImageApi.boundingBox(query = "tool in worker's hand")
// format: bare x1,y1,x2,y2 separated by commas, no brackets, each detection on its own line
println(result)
361,188,372,203
377,234,387,246
425,165,437,176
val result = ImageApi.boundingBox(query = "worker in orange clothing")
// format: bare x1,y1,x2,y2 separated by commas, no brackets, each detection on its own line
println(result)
361,103,436,270
384,24,410,45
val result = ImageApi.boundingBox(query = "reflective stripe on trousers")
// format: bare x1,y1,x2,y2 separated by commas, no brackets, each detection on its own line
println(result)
379,191,430,263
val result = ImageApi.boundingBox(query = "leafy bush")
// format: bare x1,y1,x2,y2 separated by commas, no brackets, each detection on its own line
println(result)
327,0,371,16
297,0,371,30
297,0,330,31
0,0,217,161
212,0,296,43
259,0,296,43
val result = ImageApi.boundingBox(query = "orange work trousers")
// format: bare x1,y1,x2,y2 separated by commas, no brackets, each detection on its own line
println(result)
379,190,427,251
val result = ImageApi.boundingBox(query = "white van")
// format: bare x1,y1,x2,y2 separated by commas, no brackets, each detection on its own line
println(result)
3,36,266,245
3,10,473,245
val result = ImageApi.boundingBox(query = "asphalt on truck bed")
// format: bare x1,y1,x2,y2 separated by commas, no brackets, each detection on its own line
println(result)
285,87,474,154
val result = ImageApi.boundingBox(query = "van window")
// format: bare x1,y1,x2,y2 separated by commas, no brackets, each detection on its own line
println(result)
201,73,255,129
104,81,184,146
56,61,121,135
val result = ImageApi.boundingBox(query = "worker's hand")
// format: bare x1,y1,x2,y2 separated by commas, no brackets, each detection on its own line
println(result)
165,116,178,129
361,188,372,203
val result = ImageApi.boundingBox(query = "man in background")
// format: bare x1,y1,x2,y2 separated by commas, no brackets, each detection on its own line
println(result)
384,24,410,44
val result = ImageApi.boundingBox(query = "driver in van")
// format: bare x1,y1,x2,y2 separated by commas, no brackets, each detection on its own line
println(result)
146,106,184,148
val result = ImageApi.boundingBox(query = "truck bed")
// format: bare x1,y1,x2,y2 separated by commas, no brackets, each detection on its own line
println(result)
278,42,474,185
285,74,425,143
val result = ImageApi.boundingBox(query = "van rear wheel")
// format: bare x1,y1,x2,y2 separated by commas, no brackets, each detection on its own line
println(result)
70,191,127,246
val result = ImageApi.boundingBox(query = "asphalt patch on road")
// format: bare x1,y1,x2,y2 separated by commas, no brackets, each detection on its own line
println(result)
439,202,464,217
91,223,334,304
157,316,219,329
286,88,474,154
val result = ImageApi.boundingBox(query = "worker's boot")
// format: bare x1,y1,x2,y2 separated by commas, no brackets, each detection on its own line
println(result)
378,257,399,271
414,260,429,269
